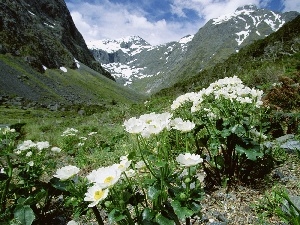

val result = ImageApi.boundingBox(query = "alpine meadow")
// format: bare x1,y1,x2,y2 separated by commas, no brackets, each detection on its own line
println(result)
0,1,300,224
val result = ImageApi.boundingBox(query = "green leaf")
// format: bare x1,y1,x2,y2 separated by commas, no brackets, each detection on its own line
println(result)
220,128,231,138
147,186,161,201
108,209,126,223
50,177,69,191
21,189,47,205
171,200,194,221
142,208,155,221
14,205,35,225
155,160,167,168
155,213,175,225
231,124,246,135
236,145,263,161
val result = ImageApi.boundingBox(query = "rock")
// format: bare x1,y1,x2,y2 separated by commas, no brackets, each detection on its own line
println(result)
78,109,85,116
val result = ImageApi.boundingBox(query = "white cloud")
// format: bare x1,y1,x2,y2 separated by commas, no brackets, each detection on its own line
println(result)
67,1,201,46
67,0,299,46
170,0,262,21
282,0,300,12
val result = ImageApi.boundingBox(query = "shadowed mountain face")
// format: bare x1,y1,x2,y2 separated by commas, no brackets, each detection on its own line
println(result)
0,0,147,107
0,0,114,80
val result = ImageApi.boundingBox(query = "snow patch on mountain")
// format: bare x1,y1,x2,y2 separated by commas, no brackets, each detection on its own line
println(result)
212,5,256,25
236,30,250,45
90,34,194,87
87,36,153,56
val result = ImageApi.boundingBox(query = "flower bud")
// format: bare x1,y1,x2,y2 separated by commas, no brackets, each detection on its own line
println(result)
104,201,112,207
179,193,187,200
184,177,191,184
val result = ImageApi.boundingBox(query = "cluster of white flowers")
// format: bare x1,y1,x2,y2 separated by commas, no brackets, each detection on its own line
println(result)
171,76,264,113
53,156,135,207
123,112,172,137
0,126,16,134
171,92,198,110
61,128,79,137
15,140,50,154
123,112,196,137
84,155,133,207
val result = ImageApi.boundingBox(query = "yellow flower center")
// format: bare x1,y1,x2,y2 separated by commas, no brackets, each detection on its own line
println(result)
94,190,104,200
104,176,114,184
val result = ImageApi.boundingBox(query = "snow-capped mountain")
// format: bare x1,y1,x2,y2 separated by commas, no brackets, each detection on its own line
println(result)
89,35,194,88
90,5,299,94
211,5,286,47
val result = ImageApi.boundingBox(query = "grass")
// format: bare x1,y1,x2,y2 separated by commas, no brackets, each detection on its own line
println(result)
0,53,145,105
0,102,143,168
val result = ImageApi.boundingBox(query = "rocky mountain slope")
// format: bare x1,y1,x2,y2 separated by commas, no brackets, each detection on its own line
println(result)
0,0,113,80
90,5,299,94
89,35,193,91
0,0,143,107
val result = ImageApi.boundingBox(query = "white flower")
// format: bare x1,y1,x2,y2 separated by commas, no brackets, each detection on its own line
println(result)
51,147,61,153
117,159,132,172
88,132,97,136
61,128,79,137
77,142,84,147
135,160,146,169
67,220,78,225
124,169,136,178
176,153,203,167
84,183,109,207
1,127,15,134
123,117,145,134
36,141,50,150
28,161,34,167
16,140,36,152
15,150,21,155
120,155,128,161
86,165,121,188
26,151,32,157
0,168,5,174
171,118,195,132
53,165,80,180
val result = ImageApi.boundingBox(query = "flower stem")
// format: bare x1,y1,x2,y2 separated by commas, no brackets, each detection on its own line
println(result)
1,155,12,213
91,206,104,225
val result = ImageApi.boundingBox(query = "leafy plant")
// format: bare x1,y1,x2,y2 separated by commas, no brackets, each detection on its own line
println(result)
0,127,64,224
52,111,205,225
254,186,300,225
170,76,270,186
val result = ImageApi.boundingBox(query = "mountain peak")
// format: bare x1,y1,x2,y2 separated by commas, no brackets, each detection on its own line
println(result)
211,4,281,26
87,36,151,53
236,4,258,12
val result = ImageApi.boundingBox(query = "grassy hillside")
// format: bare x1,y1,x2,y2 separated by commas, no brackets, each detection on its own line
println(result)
0,54,144,106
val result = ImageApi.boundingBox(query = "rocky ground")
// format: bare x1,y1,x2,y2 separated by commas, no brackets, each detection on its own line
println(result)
197,153,300,225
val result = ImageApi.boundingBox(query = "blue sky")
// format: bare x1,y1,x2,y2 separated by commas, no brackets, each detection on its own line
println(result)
65,0,300,45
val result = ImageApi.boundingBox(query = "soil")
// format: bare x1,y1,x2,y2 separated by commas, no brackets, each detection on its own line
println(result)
195,153,300,225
